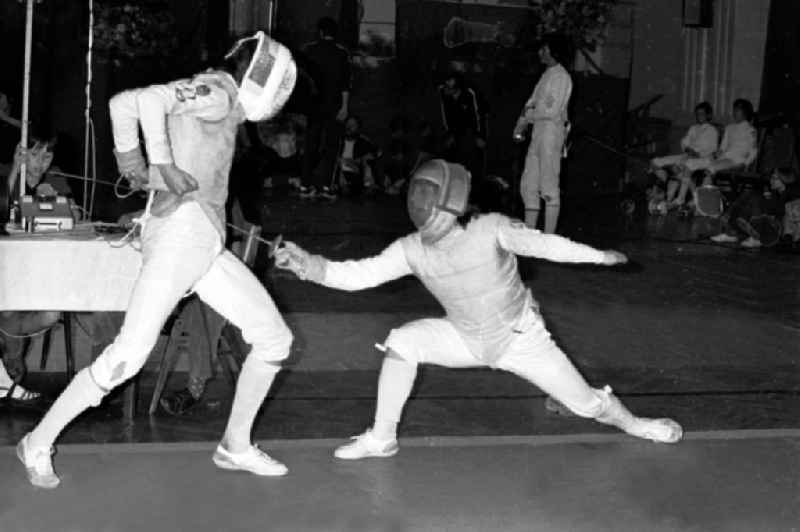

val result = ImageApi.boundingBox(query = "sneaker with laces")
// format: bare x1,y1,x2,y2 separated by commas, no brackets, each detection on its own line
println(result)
334,430,399,460
298,186,318,199
212,443,288,476
319,186,338,200
710,233,739,243
17,433,60,489
740,237,762,249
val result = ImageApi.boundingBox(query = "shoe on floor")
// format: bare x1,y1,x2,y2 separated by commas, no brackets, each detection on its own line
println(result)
160,388,201,416
334,429,399,460
17,433,60,489
298,186,318,199
740,237,762,249
0,382,42,405
632,418,684,444
212,443,288,476
319,186,339,200
710,233,739,244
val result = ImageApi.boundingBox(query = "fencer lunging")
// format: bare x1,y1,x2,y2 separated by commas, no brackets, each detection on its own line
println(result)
18,32,297,488
276,159,683,460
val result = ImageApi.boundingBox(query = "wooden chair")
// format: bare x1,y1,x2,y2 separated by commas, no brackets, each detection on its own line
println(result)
715,125,796,196
38,313,74,377
147,201,261,415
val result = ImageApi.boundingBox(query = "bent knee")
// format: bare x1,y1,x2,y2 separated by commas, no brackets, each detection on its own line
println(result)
249,325,293,364
542,193,560,206
383,327,422,364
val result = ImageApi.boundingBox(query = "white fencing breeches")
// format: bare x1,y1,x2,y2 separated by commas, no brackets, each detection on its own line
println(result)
90,201,292,392
379,307,604,424
520,121,565,209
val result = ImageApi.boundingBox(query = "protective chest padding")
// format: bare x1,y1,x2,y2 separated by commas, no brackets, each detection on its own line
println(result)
155,71,241,237
400,214,530,360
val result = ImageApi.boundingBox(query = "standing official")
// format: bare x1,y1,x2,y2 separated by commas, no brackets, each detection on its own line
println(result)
515,35,572,234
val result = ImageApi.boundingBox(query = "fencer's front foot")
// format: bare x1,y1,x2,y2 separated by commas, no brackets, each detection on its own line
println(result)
212,443,288,477
17,433,60,489
632,417,683,444
334,430,399,460
595,386,683,444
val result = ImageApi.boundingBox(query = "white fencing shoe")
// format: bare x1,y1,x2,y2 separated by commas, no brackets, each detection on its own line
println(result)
212,443,288,476
334,430,399,460
17,433,60,489
595,386,684,444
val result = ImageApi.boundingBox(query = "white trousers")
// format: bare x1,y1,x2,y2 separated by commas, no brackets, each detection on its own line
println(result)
90,201,292,390
520,121,565,208
682,155,747,174
383,305,602,419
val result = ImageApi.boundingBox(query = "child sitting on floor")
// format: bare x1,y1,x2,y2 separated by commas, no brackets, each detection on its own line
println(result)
710,167,800,248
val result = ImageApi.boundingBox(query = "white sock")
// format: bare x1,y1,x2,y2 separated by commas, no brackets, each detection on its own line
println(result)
28,368,105,449
222,356,280,453
372,354,417,441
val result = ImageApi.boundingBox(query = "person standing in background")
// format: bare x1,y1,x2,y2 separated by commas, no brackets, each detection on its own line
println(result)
514,34,572,234
299,17,353,200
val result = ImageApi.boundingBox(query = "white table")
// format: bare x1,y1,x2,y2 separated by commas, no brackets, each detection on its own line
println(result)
0,226,141,311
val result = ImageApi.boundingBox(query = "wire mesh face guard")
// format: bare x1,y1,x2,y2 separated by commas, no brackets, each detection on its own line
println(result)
406,160,471,230
225,31,297,122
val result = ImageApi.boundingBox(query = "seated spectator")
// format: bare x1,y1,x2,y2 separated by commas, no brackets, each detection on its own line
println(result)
5,137,70,199
0,311,59,405
438,72,487,183
0,357,40,404
647,102,718,206
0,92,21,162
671,99,758,207
710,167,800,248
334,115,380,196
254,114,303,186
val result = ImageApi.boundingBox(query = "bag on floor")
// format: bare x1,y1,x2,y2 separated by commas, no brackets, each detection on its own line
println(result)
694,185,724,218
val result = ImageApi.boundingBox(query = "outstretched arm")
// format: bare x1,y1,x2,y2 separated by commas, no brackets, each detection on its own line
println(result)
497,217,625,265
275,239,413,291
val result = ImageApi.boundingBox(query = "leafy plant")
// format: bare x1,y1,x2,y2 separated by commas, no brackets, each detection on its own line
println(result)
529,0,618,51
93,2,177,62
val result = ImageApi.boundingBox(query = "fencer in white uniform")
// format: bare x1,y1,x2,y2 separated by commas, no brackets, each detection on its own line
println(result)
18,32,298,488
276,159,683,460
515,35,572,234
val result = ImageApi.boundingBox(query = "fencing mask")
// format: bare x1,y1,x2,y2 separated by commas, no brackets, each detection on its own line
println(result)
225,31,297,122
407,159,471,243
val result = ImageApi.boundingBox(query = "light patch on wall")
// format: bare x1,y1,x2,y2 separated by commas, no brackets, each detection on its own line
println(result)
359,0,395,57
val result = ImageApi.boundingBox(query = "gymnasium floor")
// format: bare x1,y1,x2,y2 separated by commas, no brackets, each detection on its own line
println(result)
2,193,799,531
2,432,799,532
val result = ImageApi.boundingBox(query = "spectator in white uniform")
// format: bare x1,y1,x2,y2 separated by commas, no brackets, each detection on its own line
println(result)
648,102,718,204
514,34,572,234
671,99,758,207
